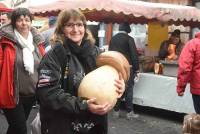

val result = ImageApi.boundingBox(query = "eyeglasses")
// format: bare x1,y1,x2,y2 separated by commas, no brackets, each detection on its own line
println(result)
64,22,84,28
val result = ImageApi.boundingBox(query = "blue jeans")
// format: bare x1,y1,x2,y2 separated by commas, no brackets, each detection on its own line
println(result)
2,96,36,134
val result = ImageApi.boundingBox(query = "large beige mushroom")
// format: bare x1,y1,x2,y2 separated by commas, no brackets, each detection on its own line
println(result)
78,51,130,109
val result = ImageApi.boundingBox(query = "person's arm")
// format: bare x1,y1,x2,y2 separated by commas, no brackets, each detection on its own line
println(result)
128,37,139,72
177,40,195,96
158,41,168,59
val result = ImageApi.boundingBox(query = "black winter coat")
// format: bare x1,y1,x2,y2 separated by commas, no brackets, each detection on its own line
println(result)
109,33,139,73
36,39,107,134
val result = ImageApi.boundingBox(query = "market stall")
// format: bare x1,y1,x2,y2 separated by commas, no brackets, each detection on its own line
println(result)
133,73,195,113
29,0,200,27
28,0,199,114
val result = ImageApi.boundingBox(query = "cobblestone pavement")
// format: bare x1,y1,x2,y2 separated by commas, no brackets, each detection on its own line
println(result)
0,105,184,134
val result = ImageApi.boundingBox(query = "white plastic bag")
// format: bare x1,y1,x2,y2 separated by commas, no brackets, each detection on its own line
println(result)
31,112,41,134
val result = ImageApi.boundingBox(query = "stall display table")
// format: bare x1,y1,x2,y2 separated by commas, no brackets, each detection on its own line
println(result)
133,73,195,113
160,60,178,77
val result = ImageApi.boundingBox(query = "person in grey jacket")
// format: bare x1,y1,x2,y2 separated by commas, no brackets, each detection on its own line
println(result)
36,9,125,134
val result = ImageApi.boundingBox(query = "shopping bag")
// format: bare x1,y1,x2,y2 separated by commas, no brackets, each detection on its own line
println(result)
31,112,41,134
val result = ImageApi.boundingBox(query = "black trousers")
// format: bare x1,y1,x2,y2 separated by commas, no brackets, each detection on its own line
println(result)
114,70,135,113
2,96,36,134
192,94,200,114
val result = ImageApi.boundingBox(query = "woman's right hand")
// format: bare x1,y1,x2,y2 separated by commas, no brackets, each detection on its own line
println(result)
87,98,112,115
114,73,125,98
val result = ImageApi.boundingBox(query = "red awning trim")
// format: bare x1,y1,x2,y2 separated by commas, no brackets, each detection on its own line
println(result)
29,0,200,27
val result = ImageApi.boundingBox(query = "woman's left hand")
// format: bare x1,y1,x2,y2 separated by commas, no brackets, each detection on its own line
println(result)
114,73,125,98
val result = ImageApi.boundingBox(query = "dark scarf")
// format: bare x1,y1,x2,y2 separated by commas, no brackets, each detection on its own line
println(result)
64,38,97,74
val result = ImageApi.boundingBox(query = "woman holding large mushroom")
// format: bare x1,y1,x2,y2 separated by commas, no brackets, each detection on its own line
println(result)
36,9,127,134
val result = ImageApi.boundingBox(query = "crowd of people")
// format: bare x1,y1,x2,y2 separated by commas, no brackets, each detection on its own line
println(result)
0,6,200,134
0,8,125,134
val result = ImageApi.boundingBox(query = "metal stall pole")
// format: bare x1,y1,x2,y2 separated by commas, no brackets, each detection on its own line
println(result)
98,22,106,51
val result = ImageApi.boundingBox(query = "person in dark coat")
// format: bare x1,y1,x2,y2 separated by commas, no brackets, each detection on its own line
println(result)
158,29,184,60
109,22,139,120
36,9,125,134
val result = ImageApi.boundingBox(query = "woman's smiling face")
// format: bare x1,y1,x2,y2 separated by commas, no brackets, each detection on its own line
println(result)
63,18,85,46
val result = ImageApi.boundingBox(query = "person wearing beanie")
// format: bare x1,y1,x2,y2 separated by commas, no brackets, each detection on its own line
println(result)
158,29,184,60
118,22,131,33
109,22,139,120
